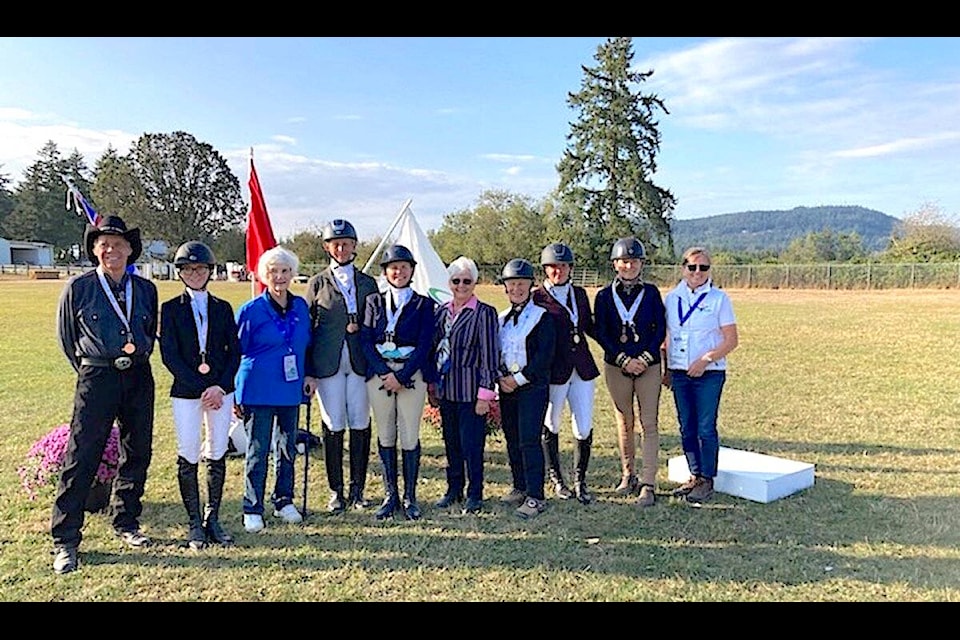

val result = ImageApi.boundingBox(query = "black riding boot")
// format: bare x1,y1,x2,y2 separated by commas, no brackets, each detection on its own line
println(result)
573,433,594,504
542,428,573,499
375,443,400,520
323,426,346,514
347,426,372,509
203,456,234,545
402,443,422,520
177,456,206,550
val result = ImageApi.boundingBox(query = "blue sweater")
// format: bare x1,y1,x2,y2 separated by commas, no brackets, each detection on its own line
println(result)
235,292,312,407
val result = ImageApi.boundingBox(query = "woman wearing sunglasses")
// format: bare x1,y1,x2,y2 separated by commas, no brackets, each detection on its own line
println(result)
427,257,500,515
594,237,667,507
662,247,739,504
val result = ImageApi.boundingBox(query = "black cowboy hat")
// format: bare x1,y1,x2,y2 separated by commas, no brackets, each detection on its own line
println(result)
84,215,143,266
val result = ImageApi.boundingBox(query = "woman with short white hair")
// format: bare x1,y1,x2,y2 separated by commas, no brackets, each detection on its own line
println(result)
428,256,500,514
235,245,312,533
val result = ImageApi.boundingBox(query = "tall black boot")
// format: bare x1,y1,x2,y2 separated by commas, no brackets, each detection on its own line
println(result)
573,433,594,505
203,456,234,546
402,443,422,520
323,426,346,514
542,428,573,500
347,426,372,509
177,456,206,550
375,443,399,520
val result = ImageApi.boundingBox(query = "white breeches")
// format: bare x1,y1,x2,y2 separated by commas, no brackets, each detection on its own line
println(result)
172,393,235,463
544,371,595,441
316,343,370,432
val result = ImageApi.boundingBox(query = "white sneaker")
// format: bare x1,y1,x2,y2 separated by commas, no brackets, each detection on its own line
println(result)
243,514,265,533
273,504,303,524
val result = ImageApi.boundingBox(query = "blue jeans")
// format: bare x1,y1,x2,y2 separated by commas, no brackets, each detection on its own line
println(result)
243,405,299,515
439,399,487,501
670,370,726,479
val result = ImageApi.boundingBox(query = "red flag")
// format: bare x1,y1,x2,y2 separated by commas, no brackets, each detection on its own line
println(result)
246,154,277,296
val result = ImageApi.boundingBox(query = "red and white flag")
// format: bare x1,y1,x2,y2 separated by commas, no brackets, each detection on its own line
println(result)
246,151,277,296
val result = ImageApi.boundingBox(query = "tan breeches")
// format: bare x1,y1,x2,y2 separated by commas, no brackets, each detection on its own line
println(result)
603,362,661,486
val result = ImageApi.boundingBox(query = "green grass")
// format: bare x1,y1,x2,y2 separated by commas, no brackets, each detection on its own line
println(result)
1,280,959,601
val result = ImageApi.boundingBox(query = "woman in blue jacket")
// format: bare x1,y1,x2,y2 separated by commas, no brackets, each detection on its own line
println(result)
234,246,312,534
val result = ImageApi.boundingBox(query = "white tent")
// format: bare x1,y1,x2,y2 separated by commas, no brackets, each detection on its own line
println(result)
362,200,452,305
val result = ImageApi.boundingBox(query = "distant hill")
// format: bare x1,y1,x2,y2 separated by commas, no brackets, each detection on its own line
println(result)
671,206,899,254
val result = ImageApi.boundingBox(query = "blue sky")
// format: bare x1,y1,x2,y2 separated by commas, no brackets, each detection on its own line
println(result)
2,36,959,241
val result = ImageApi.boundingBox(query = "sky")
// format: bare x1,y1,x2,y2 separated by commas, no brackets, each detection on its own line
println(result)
2,36,959,242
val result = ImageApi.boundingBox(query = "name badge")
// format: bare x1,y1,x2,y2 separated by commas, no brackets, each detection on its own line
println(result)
283,354,299,382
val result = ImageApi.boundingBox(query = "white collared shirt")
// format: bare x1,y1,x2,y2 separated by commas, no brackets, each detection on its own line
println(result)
663,280,736,371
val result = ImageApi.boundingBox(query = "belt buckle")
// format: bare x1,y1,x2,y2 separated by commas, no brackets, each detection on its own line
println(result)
114,356,133,370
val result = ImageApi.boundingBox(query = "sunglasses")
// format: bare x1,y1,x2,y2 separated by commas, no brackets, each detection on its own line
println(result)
685,264,711,272
451,278,474,285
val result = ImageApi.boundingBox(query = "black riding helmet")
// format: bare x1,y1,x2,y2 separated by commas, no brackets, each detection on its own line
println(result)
322,219,358,242
174,241,216,290
380,244,417,268
540,242,574,266
500,258,535,282
609,237,646,261
174,241,216,267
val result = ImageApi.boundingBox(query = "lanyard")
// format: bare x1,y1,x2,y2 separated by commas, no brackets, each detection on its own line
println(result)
189,293,209,356
97,270,133,338
612,284,644,332
265,294,297,352
679,292,709,327
385,287,410,337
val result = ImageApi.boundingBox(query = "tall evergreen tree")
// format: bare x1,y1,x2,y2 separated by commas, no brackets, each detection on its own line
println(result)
0,167,16,232
556,37,676,264
4,142,91,259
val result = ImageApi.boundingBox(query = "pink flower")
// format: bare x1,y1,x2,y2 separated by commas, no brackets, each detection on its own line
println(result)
18,423,121,501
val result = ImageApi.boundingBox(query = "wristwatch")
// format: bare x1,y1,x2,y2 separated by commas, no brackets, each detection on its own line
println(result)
703,354,714,363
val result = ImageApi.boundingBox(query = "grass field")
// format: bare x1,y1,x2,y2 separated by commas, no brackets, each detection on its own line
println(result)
1,279,959,602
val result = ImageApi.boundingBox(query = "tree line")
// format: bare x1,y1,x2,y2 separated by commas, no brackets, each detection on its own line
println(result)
1,37,957,269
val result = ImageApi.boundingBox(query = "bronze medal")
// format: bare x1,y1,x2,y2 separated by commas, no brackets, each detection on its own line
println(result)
346,322,359,334
382,341,397,352
619,333,628,344
122,342,136,354
198,362,211,374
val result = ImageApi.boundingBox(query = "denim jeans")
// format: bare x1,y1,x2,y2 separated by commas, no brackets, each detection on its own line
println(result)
243,404,299,515
670,370,726,478
439,399,487,501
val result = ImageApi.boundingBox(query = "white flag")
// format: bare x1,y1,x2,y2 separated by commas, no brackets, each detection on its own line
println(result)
364,201,452,305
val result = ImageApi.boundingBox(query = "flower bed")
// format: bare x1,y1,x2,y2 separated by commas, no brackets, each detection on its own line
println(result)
18,423,120,501
422,398,502,437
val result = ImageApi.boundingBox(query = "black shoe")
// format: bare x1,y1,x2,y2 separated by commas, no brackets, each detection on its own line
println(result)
327,492,346,515
52,546,78,575
116,528,151,548
434,492,463,508
462,497,483,514
403,499,422,521
574,481,594,505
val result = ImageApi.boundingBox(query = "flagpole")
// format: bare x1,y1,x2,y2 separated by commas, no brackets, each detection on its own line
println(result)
362,198,412,274
249,149,256,300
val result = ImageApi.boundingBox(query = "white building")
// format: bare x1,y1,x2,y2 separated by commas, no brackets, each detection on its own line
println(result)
0,238,55,266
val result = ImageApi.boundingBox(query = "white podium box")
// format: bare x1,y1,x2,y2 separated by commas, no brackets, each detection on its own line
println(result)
667,446,815,504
